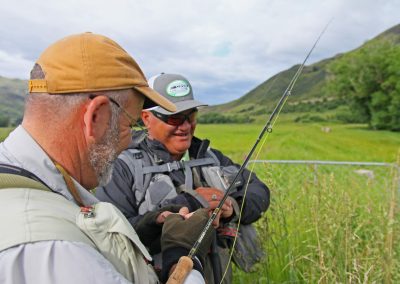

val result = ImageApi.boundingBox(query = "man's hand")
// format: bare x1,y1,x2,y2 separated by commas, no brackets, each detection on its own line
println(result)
160,209,215,281
155,207,188,224
195,187,234,227
134,205,183,250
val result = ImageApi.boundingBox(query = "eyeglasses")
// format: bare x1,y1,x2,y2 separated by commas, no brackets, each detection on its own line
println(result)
151,108,198,126
89,94,139,128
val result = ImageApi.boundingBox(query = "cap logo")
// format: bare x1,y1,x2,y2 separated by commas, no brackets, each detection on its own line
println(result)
166,80,191,97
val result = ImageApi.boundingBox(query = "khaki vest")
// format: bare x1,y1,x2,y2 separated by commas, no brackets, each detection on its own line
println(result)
0,186,158,283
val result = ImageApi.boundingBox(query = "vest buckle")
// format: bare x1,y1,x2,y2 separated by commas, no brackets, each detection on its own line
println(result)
81,206,95,218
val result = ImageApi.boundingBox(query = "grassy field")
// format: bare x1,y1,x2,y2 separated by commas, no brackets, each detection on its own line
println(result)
196,121,400,163
0,127,13,141
196,121,400,283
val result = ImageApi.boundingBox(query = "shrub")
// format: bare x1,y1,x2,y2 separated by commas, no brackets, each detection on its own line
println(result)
198,112,254,124
294,114,326,123
0,115,9,127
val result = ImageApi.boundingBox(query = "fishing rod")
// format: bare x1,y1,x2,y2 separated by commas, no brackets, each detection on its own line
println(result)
166,21,332,284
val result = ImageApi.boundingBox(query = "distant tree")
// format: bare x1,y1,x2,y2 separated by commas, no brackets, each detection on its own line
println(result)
14,117,23,126
198,112,254,124
326,40,400,131
385,48,400,131
0,115,9,127
370,91,391,129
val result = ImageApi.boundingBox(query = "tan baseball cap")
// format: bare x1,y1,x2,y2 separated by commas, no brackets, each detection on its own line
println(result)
28,32,176,112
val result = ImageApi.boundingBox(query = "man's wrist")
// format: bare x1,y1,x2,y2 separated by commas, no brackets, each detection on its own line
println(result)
161,247,204,283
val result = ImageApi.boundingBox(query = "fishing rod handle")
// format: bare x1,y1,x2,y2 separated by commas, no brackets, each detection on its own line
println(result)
166,256,193,284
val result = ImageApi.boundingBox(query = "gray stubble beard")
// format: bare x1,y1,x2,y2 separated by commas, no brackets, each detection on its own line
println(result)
88,113,121,187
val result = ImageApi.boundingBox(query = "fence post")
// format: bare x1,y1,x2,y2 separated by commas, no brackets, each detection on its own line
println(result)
313,164,318,185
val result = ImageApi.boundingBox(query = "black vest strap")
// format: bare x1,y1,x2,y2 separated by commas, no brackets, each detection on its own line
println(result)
0,163,50,189
142,157,216,175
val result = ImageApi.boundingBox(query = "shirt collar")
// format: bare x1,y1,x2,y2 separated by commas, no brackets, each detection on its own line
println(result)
0,126,98,206
181,150,190,161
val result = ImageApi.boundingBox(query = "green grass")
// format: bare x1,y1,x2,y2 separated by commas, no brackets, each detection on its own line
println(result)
0,127,13,141
196,122,400,283
234,162,399,283
196,121,400,163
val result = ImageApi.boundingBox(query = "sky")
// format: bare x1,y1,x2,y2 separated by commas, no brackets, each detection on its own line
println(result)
0,0,399,105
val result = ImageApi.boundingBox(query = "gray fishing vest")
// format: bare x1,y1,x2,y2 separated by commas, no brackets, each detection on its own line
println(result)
118,148,241,215
119,147,265,274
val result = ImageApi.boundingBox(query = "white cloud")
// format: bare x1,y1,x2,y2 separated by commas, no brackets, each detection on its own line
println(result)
0,50,33,79
0,0,398,104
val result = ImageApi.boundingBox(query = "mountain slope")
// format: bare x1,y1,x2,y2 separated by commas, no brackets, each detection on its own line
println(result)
0,76,27,124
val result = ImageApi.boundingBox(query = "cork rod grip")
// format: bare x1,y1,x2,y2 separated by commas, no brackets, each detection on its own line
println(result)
166,256,193,284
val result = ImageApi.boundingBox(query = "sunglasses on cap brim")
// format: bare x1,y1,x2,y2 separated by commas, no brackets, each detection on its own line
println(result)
150,108,198,126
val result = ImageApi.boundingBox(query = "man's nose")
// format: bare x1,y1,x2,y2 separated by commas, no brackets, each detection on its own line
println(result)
178,118,192,129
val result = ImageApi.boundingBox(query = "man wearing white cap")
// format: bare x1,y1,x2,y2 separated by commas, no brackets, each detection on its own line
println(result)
96,73,270,283
0,34,213,284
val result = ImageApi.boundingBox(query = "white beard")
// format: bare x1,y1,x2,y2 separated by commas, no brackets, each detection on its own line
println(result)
88,120,120,187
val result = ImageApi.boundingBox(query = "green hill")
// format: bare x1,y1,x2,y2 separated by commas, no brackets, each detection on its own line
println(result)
206,57,335,114
0,76,27,125
201,23,400,123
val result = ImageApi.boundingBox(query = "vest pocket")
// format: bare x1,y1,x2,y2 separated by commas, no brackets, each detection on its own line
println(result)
139,174,177,215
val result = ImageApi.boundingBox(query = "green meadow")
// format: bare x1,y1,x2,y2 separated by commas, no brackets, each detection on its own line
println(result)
196,121,400,283
196,121,400,163
0,127,13,142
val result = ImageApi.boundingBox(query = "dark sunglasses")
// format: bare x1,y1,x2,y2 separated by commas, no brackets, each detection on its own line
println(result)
151,108,198,126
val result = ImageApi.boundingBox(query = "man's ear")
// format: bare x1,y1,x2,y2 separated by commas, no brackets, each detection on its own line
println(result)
83,96,112,144
141,110,151,128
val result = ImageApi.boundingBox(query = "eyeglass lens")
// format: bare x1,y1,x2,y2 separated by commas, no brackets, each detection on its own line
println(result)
166,111,197,126
152,109,197,126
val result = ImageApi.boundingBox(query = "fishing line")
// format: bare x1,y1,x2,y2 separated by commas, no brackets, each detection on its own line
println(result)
218,20,333,283
167,18,333,284
219,82,291,283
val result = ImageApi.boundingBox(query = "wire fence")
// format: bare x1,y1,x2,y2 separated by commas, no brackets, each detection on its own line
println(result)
248,160,399,194
234,160,400,283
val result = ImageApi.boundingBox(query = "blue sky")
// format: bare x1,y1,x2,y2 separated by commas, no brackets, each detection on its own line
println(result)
0,0,398,105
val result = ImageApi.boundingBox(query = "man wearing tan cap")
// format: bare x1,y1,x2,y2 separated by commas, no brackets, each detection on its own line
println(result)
0,33,213,284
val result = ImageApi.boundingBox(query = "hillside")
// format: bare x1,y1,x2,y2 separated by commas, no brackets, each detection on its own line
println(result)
0,76,27,124
204,57,335,115
202,23,400,122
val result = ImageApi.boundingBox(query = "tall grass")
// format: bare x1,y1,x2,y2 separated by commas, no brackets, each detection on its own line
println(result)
232,161,399,283
195,122,400,283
